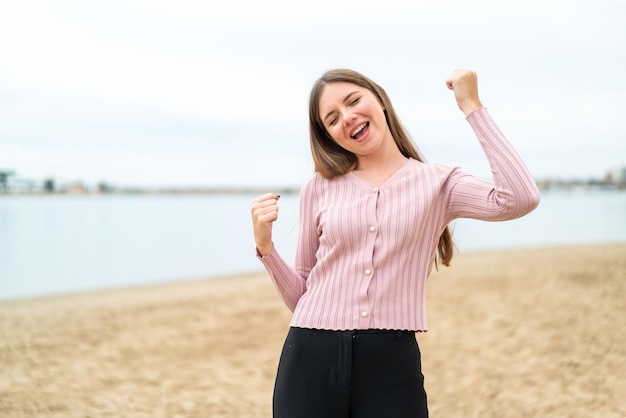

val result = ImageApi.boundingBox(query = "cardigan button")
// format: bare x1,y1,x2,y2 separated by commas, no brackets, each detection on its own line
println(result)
369,225,377,232
361,311,369,318
365,268,372,275
372,187,379,193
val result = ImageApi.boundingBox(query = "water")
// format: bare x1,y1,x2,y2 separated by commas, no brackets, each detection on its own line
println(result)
452,189,626,252
1,190,624,300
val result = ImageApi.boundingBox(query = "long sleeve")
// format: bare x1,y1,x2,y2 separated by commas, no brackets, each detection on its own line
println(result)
256,246,305,312
256,175,321,311
442,108,541,223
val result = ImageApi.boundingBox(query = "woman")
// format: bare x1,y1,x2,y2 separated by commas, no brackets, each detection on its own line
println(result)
250,68,540,417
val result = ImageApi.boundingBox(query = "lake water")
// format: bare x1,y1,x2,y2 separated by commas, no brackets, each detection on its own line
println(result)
1,190,625,300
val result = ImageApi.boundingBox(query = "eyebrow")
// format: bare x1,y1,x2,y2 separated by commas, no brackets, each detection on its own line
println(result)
322,91,359,124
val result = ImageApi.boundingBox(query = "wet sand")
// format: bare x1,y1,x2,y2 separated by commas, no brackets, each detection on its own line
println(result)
1,243,625,417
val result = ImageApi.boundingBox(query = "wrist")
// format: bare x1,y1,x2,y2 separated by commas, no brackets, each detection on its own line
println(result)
256,243,273,257
460,100,483,116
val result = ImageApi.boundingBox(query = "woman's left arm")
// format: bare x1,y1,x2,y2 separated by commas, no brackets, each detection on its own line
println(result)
443,70,541,221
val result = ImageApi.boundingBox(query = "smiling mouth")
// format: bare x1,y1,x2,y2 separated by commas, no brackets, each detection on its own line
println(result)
351,122,369,140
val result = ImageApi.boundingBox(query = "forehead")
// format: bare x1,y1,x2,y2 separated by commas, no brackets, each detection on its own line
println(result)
318,82,371,111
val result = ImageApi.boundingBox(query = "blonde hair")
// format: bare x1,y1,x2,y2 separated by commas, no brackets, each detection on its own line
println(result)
308,68,454,266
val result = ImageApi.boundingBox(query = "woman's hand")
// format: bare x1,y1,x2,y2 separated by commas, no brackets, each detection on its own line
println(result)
250,193,281,256
445,69,483,116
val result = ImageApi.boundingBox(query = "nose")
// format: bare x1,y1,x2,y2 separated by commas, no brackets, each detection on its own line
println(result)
342,110,356,126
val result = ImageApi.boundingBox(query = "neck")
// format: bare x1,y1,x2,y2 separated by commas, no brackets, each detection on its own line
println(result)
356,144,407,171
354,148,409,187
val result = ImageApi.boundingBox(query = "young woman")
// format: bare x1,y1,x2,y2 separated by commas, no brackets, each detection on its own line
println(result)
250,68,540,418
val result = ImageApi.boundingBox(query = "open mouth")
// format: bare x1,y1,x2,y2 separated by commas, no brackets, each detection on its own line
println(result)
350,122,369,140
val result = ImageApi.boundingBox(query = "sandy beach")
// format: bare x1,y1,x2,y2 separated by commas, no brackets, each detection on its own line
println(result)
1,243,625,418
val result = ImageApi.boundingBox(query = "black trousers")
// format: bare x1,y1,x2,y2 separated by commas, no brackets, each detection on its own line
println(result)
273,327,428,418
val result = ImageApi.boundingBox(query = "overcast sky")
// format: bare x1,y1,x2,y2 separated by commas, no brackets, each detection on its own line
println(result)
1,0,624,188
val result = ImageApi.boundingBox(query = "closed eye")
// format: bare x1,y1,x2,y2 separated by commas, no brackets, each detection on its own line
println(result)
328,115,338,126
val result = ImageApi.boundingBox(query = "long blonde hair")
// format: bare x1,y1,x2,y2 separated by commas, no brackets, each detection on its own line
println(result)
308,68,454,266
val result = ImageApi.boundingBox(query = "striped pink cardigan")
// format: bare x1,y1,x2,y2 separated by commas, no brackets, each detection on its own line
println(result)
258,108,540,331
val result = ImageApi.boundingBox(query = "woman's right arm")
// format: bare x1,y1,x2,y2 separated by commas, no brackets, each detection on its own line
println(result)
250,178,320,311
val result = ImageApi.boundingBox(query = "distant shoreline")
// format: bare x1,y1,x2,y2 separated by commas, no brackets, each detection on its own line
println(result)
1,184,624,197
0,186,302,196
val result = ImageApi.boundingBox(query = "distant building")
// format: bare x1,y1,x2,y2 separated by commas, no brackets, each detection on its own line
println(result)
606,166,626,185
62,182,88,194
0,170,15,191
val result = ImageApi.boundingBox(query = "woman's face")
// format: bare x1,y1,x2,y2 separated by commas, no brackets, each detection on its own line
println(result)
318,81,391,158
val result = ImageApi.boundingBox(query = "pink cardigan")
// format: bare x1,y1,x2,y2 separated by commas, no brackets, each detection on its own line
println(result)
258,108,540,331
